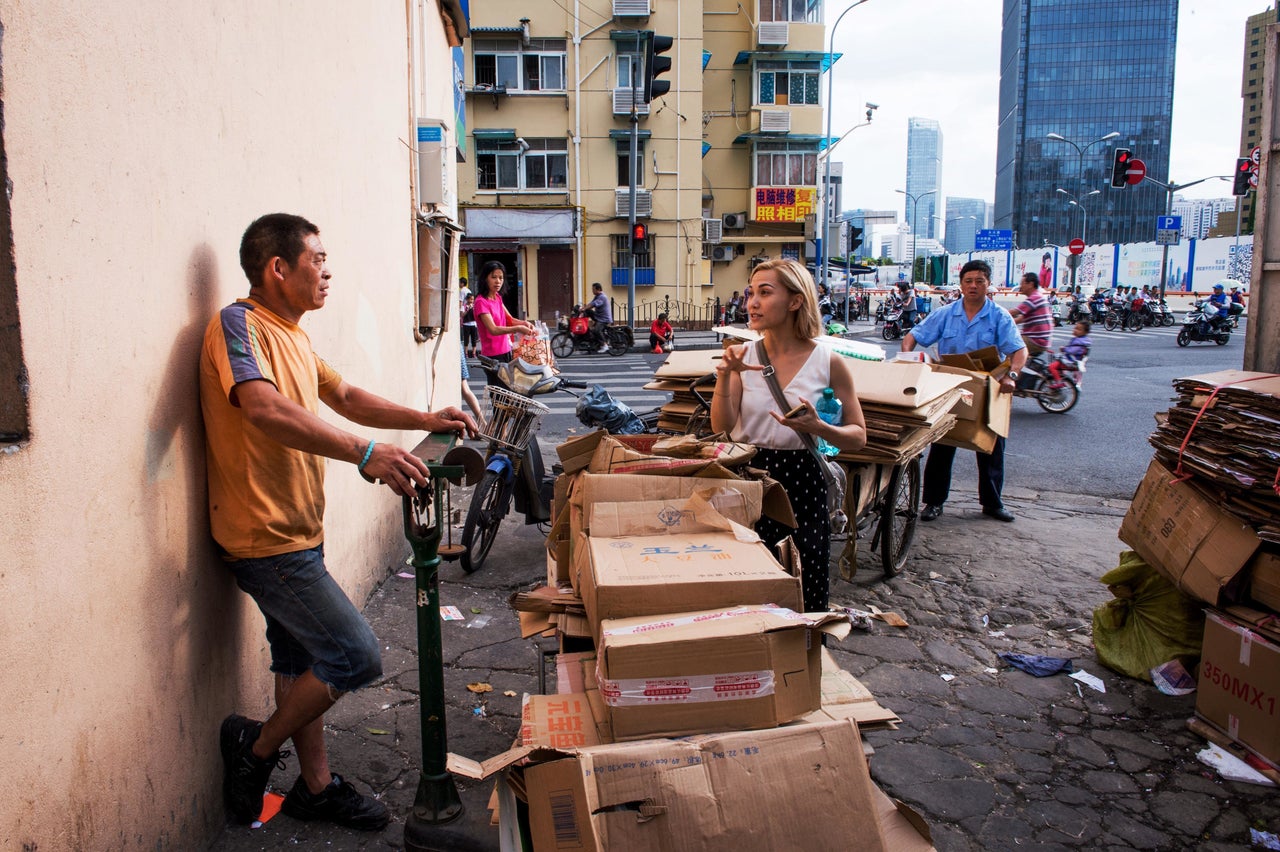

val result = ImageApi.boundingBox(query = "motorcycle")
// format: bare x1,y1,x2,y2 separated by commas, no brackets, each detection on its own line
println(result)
881,308,908,341
1012,351,1082,414
1088,297,1109,324
1063,295,1090,324
1050,295,1063,327
461,357,587,573
551,305,630,358
1176,300,1231,347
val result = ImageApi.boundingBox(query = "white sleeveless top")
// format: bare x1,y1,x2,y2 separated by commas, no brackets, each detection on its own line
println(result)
730,341,832,450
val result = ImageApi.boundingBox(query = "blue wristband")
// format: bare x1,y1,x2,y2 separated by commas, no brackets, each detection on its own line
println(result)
358,440,376,471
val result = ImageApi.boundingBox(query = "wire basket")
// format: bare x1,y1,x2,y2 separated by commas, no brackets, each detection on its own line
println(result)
481,386,550,453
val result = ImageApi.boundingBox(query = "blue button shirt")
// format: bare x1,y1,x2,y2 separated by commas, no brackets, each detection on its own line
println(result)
909,297,1025,358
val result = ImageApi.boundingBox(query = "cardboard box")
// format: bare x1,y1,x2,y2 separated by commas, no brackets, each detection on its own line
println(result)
1119,459,1261,606
846,358,971,408
929,362,1011,454
596,606,848,740
1196,609,1280,766
556,431,660,475
575,526,803,635
519,693,600,749
522,720,891,852
1249,549,1280,613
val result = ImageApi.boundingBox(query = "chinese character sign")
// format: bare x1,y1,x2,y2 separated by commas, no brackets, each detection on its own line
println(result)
752,187,816,223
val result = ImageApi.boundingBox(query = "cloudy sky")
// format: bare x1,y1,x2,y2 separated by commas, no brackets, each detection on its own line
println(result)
827,0,1272,222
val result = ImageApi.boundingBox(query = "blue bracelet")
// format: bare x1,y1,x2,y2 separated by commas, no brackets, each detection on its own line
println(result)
358,440,376,471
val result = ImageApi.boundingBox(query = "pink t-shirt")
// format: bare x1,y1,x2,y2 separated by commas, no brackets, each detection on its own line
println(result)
473,294,513,357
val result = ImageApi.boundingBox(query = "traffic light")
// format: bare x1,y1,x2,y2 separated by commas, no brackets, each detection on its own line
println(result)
1233,157,1253,196
1110,149,1132,188
643,33,674,103
631,222,649,255
846,226,864,256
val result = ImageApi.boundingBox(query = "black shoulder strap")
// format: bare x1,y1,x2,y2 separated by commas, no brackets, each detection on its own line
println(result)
755,340,830,473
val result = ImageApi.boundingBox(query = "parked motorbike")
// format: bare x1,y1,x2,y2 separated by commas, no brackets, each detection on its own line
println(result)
551,305,630,357
461,357,586,573
1176,300,1231,347
1012,352,1081,414
1050,295,1062,327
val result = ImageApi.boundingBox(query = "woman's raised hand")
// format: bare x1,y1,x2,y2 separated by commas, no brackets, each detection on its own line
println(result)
716,343,764,377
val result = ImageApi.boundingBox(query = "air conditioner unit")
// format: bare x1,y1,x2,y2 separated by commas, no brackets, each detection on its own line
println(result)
613,88,650,116
711,245,736,263
722,212,747,230
758,21,789,47
704,217,724,243
613,0,649,16
760,110,791,133
615,188,653,218
415,119,446,205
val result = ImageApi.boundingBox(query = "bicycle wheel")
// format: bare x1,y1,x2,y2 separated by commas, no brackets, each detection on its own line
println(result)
607,329,628,356
879,457,921,578
1104,311,1121,331
460,469,512,574
1035,377,1078,414
1125,311,1144,332
550,332,574,359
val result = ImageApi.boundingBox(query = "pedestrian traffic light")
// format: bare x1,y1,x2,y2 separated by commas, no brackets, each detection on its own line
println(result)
643,32,674,103
1110,148,1132,188
846,226,864,256
1233,157,1253,196
631,222,649,255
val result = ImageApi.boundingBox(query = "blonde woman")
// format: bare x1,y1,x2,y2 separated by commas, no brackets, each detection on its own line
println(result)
711,259,867,612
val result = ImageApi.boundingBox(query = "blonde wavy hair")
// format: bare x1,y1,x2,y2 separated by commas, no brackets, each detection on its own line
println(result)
748,259,823,340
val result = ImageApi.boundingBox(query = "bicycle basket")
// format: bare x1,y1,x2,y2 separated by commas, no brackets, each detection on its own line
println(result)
482,386,550,452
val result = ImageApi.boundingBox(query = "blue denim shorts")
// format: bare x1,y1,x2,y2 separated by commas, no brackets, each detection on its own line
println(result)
224,544,382,693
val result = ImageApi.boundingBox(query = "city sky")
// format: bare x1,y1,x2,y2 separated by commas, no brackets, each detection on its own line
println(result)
827,0,1271,224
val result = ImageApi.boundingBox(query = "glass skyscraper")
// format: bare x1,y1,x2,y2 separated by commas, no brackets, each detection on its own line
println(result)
944,197,990,253
994,0,1178,249
906,118,943,241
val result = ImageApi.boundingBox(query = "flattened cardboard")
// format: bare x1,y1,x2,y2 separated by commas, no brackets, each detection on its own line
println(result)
1119,459,1260,606
519,693,600,749
1249,549,1280,612
576,530,803,637
845,358,971,408
587,490,757,538
596,606,848,740
1196,609,1280,766
522,720,890,852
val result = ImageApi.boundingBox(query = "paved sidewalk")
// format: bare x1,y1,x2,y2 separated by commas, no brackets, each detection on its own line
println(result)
208,476,1280,852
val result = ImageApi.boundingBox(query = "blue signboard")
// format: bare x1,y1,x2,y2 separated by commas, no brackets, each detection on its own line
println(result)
974,229,1014,251
1157,216,1182,231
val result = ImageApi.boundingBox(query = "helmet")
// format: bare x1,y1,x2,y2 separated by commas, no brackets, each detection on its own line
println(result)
1213,283,1224,291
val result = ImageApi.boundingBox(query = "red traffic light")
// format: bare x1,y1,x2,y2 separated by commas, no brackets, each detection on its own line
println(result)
632,223,648,241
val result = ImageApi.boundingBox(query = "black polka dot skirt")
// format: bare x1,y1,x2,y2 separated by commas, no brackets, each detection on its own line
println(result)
752,447,832,613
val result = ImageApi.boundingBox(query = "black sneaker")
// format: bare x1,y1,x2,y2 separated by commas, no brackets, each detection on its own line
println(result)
219,714,289,825
282,773,391,831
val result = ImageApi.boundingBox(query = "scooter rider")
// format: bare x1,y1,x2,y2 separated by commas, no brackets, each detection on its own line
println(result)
1205,283,1230,333
585,282,613,353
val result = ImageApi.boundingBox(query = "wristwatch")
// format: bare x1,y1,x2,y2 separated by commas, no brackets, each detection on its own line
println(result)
1006,370,1020,381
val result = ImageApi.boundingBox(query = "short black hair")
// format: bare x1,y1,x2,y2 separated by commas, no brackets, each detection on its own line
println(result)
239,213,319,286
959,259,992,280
1021,272,1040,288
592,282,604,292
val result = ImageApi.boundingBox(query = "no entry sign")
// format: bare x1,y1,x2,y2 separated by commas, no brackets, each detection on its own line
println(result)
1126,158,1147,186
1068,239,1085,255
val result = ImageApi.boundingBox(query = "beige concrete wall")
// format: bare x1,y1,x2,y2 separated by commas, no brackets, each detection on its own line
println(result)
0,2,460,847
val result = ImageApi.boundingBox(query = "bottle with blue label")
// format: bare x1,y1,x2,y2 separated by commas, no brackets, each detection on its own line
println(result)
814,388,841,457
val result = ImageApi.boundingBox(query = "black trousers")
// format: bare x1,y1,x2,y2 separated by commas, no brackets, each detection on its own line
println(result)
922,437,1006,510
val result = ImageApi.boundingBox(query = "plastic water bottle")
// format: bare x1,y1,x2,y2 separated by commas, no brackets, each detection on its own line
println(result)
814,388,841,457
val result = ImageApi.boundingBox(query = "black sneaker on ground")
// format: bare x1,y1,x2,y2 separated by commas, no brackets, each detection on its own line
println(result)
282,773,391,831
220,714,289,825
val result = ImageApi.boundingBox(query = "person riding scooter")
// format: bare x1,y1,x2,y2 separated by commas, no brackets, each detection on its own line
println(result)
1203,283,1231,335
585,282,613,353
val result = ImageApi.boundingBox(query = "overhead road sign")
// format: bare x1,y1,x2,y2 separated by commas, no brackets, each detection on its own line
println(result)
974,229,1013,251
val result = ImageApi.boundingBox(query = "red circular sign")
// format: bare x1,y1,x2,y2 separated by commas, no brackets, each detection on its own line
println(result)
1126,158,1147,186
1068,239,1086,255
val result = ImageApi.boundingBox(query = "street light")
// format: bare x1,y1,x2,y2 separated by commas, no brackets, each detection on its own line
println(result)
896,188,936,282
1045,131,1119,243
1055,188,1100,244
819,0,875,291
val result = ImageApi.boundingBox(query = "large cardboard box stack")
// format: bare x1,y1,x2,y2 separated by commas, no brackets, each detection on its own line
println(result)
1120,370,1280,769
930,346,1013,454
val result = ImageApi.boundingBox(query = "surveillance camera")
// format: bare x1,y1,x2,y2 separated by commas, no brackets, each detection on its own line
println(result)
516,137,530,151
865,102,879,110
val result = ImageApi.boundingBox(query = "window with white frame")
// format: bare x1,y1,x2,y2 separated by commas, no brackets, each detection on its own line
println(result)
759,0,821,23
756,61,821,105
616,51,639,90
477,138,568,191
754,143,818,186
473,38,567,92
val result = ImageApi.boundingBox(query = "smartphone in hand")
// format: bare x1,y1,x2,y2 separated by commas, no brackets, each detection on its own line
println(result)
784,403,807,419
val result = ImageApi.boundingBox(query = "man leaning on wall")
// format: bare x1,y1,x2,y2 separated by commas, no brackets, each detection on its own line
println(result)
199,212,476,829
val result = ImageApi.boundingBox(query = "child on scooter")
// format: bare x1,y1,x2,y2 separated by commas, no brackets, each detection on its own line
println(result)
1047,320,1091,389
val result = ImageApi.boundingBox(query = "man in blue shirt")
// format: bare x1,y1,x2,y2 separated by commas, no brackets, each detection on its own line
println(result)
902,259,1027,523
586,282,613,353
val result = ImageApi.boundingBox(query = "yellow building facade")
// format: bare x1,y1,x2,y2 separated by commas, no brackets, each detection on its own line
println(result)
459,0,833,326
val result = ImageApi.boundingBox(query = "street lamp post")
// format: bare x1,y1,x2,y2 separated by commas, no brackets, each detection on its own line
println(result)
819,0,874,291
1045,130,1119,244
1055,188,1100,292
896,188,936,283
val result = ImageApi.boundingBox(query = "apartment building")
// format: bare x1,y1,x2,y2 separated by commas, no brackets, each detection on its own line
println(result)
459,0,835,322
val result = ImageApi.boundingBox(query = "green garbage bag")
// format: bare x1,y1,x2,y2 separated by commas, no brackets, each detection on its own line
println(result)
1092,550,1205,682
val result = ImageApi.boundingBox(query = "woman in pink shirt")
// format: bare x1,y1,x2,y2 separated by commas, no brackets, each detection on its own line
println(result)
473,261,534,385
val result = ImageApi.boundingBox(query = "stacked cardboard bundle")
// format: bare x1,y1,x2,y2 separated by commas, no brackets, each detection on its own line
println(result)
1149,370,1280,540
642,349,723,433
841,359,972,464
1119,370,1280,773
463,430,935,850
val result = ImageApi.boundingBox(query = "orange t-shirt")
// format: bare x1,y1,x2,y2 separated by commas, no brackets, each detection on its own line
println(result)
199,298,342,558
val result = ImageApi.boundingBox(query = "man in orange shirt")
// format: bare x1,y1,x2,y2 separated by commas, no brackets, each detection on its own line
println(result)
200,213,475,830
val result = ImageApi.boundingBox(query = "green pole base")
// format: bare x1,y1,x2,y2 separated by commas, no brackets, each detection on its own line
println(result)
404,771,487,852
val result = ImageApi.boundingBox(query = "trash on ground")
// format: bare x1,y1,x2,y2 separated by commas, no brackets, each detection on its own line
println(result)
867,605,908,628
467,682,493,693
940,673,955,682
1197,744,1277,787
1251,828,1280,849
503,690,517,697
471,606,483,614
366,727,391,736
984,667,998,674
998,653,1073,677
1069,669,1106,693
841,607,875,630
472,705,488,718
988,630,1006,638
251,792,285,829
1092,550,1205,681
1150,658,1197,696
466,614,492,628
440,605,464,621
396,571,415,579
